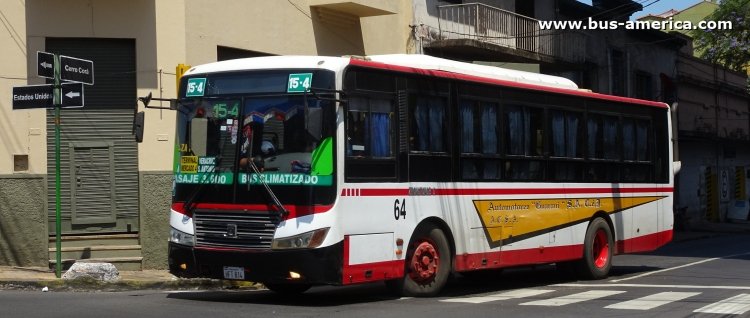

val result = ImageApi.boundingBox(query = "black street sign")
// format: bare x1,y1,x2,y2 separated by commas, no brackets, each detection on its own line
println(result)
60,55,94,85
12,83,85,109
61,82,84,108
37,51,54,79
12,85,53,109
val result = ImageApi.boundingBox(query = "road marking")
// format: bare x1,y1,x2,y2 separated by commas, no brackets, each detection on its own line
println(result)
694,294,750,315
554,283,750,290
441,289,554,304
520,290,626,306
610,251,750,283
605,292,700,310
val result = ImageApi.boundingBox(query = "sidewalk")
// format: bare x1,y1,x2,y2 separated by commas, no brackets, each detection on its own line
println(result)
1,221,748,292
672,219,750,242
0,266,257,292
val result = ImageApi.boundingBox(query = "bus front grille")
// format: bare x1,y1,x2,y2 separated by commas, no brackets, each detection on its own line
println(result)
193,210,277,249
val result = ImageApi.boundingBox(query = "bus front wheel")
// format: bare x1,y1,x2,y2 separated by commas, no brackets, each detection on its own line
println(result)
578,217,613,279
387,226,451,297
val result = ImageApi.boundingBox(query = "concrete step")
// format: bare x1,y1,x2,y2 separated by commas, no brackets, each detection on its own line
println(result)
48,234,143,271
48,245,142,260
49,257,144,271
48,234,139,248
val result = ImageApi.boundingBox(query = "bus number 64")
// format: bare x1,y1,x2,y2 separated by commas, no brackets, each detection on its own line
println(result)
394,198,406,220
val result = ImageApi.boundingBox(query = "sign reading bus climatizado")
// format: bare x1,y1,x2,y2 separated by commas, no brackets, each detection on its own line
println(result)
240,173,332,186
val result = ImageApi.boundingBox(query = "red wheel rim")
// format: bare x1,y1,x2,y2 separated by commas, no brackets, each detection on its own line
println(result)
408,240,440,284
592,229,609,269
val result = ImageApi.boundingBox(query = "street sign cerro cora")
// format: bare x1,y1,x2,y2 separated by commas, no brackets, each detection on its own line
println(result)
60,55,94,85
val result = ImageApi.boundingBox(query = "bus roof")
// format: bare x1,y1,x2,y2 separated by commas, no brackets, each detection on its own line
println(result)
184,54,668,109
365,54,579,90
184,54,577,90
184,55,352,76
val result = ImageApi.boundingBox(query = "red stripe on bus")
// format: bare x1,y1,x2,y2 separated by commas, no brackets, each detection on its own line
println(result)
616,229,674,254
338,228,672,283
171,202,332,220
454,245,584,271
348,59,669,109
342,187,673,197
454,229,672,271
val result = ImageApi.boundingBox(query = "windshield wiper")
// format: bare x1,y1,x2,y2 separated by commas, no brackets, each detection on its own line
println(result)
246,156,289,221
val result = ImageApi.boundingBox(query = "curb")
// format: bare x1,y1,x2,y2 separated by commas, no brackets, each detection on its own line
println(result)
0,278,260,292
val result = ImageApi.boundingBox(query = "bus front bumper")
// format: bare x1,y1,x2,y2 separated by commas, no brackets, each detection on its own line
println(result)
168,241,344,285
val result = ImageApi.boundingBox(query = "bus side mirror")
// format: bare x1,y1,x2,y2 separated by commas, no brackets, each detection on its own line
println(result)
134,111,145,143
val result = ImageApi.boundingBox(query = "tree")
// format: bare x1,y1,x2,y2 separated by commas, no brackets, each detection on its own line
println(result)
692,0,750,73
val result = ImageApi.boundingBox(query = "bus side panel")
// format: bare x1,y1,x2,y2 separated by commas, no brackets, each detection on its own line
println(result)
338,185,412,285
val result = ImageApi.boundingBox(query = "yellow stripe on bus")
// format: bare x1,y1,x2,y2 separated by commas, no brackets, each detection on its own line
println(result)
473,196,666,245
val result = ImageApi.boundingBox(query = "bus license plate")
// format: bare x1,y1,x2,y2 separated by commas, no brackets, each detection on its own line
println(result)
223,266,245,280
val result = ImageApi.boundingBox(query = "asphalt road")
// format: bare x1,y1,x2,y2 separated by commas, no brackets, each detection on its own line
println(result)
2,233,750,318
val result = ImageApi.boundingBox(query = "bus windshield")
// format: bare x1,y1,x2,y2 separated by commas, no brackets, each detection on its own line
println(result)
173,70,337,207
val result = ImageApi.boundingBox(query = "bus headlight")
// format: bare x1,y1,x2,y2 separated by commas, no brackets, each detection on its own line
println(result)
170,227,195,246
272,228,329,250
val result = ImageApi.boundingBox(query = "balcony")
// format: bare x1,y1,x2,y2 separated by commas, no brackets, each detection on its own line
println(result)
423,3,587,65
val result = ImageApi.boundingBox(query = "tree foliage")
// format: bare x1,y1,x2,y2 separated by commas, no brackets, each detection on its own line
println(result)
692,0,750,73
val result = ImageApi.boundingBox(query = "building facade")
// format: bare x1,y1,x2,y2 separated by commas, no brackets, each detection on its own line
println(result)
2,0,747,270
0,0,409,269
638,0,750,224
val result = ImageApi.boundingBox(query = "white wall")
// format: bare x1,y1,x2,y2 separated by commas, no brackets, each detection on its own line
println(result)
0,0,43,175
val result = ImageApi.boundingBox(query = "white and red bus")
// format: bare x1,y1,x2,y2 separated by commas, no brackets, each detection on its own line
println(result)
165,54,675,296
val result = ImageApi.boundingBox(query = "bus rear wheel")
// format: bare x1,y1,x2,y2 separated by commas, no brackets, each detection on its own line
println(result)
578,217,613,279
387,226,451,297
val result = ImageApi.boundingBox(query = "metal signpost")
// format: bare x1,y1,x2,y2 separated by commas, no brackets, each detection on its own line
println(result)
12,51,93,278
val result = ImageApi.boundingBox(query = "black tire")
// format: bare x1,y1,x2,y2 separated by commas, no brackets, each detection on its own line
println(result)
387,226,451,297
578,217,613,280
264,283,312,295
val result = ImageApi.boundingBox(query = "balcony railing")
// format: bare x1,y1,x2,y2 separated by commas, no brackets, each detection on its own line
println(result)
431,3,586,64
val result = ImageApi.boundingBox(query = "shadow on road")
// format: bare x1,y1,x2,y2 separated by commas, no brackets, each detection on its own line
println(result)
167,233,750,305
165,263,660,305
166,283,401,306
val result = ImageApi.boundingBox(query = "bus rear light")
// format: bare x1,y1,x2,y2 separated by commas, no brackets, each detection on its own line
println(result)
395,238,404,256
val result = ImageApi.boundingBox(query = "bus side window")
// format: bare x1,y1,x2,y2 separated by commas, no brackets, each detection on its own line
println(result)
549,109,584,181
504,105,545,181
410,96,447,153
346,97,394,158
587,113,620,181
460,99,500,181
345,96,397,182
